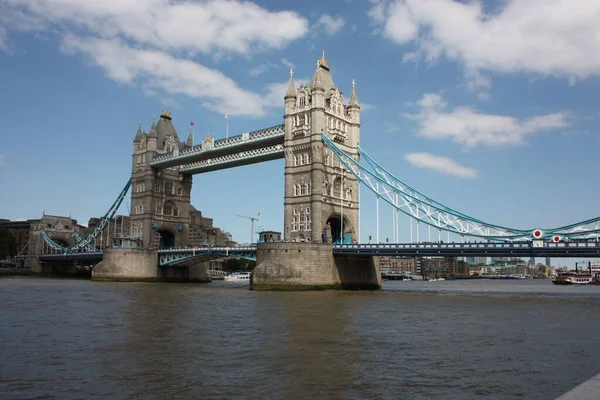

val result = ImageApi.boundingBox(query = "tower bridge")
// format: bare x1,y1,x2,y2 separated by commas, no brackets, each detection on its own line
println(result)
31,52,600,289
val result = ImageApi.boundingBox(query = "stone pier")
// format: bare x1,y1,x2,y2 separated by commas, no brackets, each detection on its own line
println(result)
251,242,380,291
92,248,160,282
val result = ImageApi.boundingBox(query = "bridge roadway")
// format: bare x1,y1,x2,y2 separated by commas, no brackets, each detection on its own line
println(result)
333,241,600,258
149,124,284,173
38,241,600,264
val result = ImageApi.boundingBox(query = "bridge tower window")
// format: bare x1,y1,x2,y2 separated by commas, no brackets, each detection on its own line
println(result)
154,180,162,192
177,185,183,196
333,177,342,198
165,182,174,195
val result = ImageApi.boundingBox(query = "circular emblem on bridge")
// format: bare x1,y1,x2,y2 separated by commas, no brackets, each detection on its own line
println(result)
532,229,544,239
552,235,562,243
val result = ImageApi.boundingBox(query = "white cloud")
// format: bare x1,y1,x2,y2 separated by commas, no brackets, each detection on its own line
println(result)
0,25,7,51
405,93,569,148
316,15,345,36
249,63,277,77
369,0,600,83
249,59,296,77
0,155,5,166
405,152,478,178
280,58,295,68
60,35,292,117
3,0,308,55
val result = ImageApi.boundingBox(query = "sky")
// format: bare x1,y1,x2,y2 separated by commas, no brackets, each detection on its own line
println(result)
1,0,600,266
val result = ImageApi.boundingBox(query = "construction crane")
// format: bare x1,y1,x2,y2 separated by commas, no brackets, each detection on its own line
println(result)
235,213,260,244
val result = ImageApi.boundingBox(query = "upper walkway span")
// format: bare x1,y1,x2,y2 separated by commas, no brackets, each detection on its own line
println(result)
150,124,284,171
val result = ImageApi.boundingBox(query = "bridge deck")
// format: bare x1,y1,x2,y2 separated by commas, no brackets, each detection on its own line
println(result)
150,125,284,169
333,242,600,257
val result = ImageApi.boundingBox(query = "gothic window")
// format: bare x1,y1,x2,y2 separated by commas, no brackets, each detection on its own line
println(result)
333,177,342,198
293,154,298,166
163,202,173,216
299,97,305,107
303,114,308,125
154,180,162,192
303,153,310,164
293,208,298,215
156,201,162,214
165,182,174,195
293,185,297,196
135,203,145,215
177,185,183,196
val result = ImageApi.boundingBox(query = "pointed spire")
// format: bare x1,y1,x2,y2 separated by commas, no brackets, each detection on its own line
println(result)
285,68,297,99
149,115,157,137
348,79,360,108
134,120,142,142
312,65,323,91
318,50,329,71
186,122,194,146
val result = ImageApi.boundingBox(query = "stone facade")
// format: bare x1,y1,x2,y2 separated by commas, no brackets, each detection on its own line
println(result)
252,242,380,290
283,53,360,244
130,109,194,249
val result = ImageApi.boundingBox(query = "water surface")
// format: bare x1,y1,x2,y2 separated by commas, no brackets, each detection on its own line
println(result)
1,277,599,399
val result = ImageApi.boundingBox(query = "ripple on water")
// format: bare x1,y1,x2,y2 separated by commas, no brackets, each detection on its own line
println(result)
1,277,600,400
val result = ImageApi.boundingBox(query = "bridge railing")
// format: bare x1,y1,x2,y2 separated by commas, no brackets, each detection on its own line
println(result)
334,241,600,250
151,124,284,164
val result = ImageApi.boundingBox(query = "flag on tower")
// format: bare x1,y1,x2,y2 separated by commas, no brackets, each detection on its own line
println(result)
225,113,229,119
190,121,195,126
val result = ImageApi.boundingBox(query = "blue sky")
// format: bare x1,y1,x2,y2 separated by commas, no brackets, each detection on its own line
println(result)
1,0,599,265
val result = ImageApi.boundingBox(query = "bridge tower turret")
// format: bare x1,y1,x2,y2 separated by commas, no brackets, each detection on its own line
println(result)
129,109,192,249
283,52,360,244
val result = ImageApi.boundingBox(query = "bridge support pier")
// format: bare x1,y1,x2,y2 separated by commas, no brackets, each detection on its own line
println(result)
92,248,159,282
251,242,381,291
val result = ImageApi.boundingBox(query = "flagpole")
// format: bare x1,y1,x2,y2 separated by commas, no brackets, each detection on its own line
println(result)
225,113,229,139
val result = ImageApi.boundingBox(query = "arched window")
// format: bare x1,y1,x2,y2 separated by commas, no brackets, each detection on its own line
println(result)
163,201,173,216
165,182,174,195
293,185,298,196
333,177,342,198
304,153,310,164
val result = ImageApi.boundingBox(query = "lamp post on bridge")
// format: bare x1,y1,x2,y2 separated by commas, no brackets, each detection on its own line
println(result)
340,169,346,244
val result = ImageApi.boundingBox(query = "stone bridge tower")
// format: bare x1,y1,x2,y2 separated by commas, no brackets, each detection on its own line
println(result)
130,109,194,249
283,53,361,244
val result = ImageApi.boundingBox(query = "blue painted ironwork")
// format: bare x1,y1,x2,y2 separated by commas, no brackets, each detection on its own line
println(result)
333,241,600,258
322,132,600,241
40,179,132,253
158,247,256,266
39,251,104,262
150,124,284,168
179,144,284,174
74,233,97,252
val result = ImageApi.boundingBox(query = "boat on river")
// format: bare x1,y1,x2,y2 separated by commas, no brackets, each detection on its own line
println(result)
224,272,251,281
552,272,593,285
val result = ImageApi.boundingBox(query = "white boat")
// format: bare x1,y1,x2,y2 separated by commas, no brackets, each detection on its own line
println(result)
224,272,251,281
552,272,593,285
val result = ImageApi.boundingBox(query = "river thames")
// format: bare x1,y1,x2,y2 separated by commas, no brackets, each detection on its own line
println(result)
1,277,599,399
